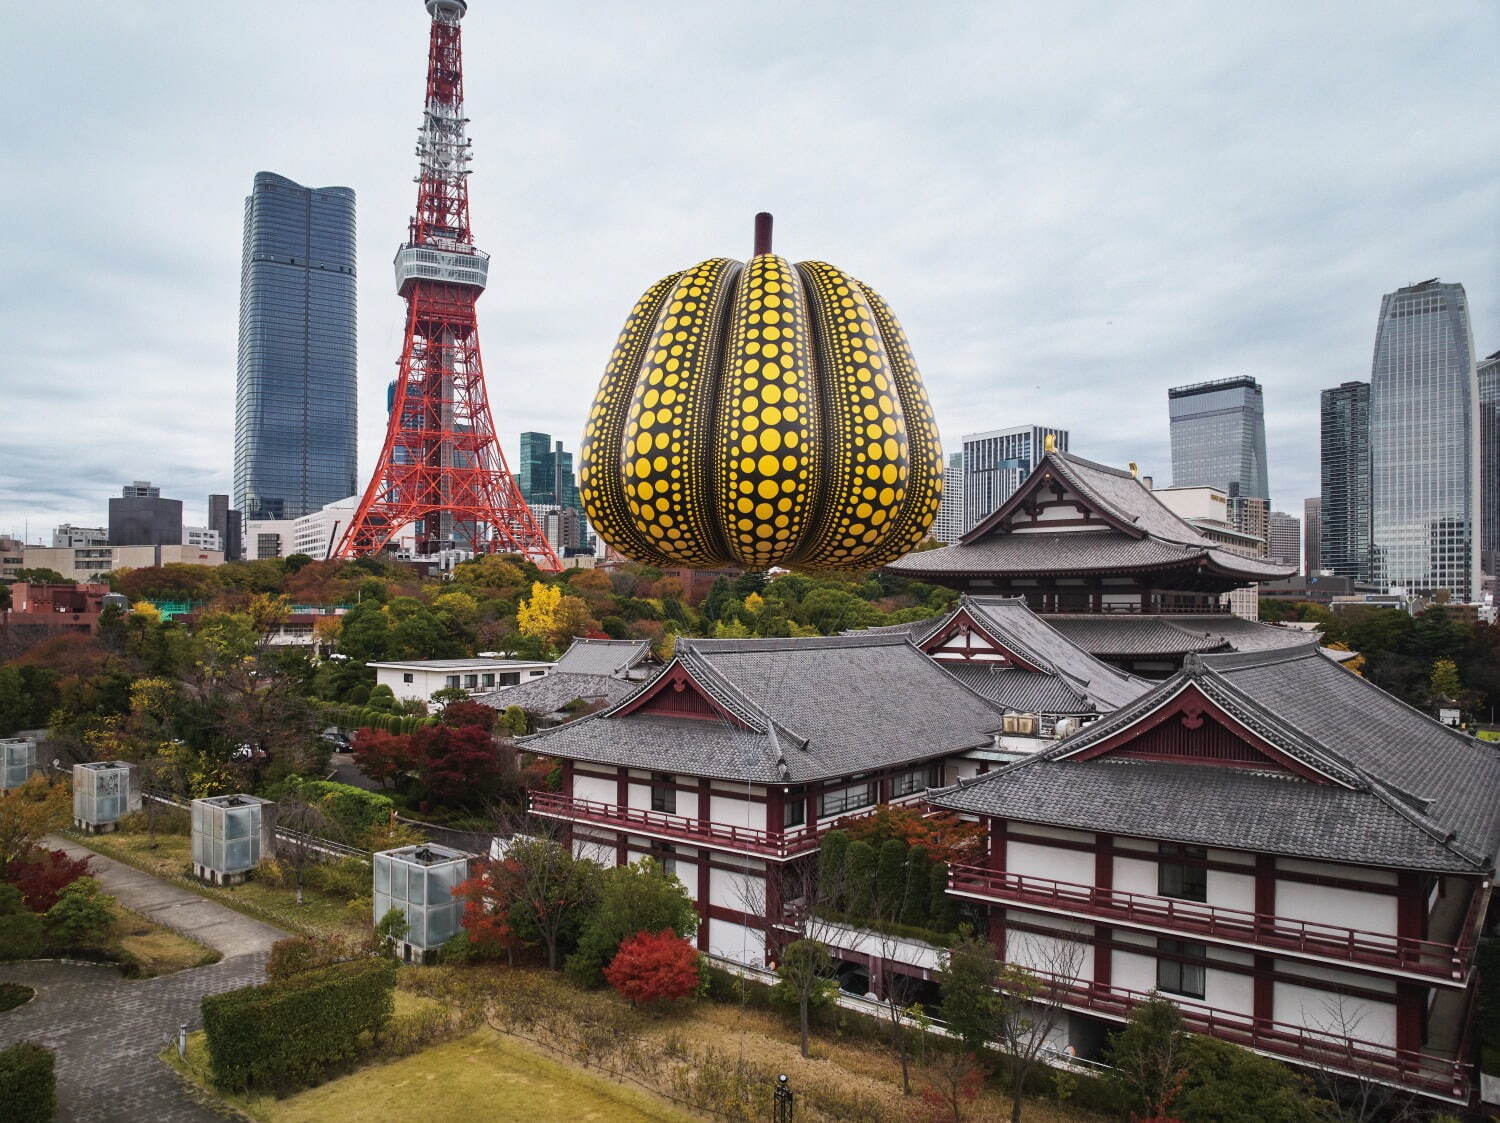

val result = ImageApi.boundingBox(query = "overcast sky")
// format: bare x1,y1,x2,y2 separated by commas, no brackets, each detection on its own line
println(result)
1,0,1495,540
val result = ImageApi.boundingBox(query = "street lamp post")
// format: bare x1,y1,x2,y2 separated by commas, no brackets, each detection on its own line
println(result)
773,1073,794,1122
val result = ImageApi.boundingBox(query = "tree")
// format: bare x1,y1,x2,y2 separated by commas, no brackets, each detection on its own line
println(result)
495,833,599,970
566,857,696,986
992,953,1083,1123
12,567,67,584
351,728,413,788
603,928,701,1005
454,859,525,962
44,877,113,946
771,938,837,1058
1173,1034,1328,1122
918,1045,984,1123
4,847,92,912
517,582,562,643
409,722,502,806
936,932,999,1055
0,778,70,870
1429,657,1462,704
1106,994,1191,1121
437,700,495,729
275,796,343,906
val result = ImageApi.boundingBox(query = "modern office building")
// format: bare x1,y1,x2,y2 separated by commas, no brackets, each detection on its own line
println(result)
1368,280,1480,601
962,425,1068,531
234,172,357,522
931,452,965,544
207,494,243,562
1268,510,1300,569
1478,350,1500,574
517,432,581,511
1167,377,1269,500
183,527,222,551
1319,381,1371,581
1302,497,1321,576
108,481,182,546
51,525,108,549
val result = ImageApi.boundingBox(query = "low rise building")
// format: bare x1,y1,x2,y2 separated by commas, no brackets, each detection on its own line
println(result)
370,656,555,705
183,526,222,551
478,637,660,727
2,582,109,639
51,525,109,548
20,544,224,582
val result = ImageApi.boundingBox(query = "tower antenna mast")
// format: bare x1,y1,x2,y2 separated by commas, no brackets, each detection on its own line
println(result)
338,0,561,570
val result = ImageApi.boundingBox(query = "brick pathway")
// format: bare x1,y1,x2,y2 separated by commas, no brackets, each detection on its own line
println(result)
0,840,290,1121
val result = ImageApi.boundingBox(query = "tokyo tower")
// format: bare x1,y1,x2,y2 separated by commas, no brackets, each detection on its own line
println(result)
337,0,561,570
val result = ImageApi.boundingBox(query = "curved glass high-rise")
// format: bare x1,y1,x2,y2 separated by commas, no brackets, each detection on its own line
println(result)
1369,280,1479,600
234,172,357,521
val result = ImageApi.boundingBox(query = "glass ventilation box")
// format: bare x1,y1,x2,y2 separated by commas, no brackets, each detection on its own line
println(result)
0,738,36,792
72,761,136,832
373,844,471,962
191,794,270,885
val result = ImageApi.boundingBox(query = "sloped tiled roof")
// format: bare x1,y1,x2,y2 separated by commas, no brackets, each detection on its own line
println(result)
933,645,1500,873
553,637,653,677
1044,613,1337,659
520,632,1005,784
477,672,639,716
884,451,1295,583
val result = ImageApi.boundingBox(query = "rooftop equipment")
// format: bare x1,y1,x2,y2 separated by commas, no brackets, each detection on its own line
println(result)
72,761,137,832
191,794,272,885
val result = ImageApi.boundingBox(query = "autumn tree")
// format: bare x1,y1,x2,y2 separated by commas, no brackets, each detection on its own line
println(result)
603,928,701,1005
0,777,71,870
351,728,413,789
409,722,501,806
566,857,696,986
1105,994,1191,1121
517,582,563,642
455,858,525,961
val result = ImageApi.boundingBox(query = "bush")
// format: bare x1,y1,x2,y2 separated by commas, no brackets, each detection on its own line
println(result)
603,929,701,1006
265,935,365,981
565,859,697,987
0,1042,55,1123
0,885,43,960
201,957,396,1092
4,846,92,912
273,778,393,842
1174,1034,1327,1122
306,857,372,902
44,877,113,947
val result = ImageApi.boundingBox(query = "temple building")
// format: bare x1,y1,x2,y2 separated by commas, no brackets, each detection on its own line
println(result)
932,643,1497,1105
883,446,1315,675
479,637,659,728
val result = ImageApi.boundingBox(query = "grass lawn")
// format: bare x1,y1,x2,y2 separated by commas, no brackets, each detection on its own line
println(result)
108,898,220,976
67,829,368,941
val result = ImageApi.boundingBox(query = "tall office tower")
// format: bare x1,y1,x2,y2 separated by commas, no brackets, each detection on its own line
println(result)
517,432,580,509
1168,377,1269,499
1478,351,1500,574
1319,381,1371,580
234,172,358,521
962,426,1067,530
108,481,182,546
207,494,243,562
338,1,558,567
1369,280,1480,600
1268,510,1300,568
931,452,965,543
1302,497,1321,575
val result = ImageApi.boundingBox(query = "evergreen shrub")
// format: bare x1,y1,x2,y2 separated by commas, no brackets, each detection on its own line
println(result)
0,1042,54,1123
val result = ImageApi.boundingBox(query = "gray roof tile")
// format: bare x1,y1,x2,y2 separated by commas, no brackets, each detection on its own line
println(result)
553,638,653,677
477,672,639,715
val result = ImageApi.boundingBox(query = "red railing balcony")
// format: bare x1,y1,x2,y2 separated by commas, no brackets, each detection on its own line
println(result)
1018,969,1469,1102
528,791,821,859
949,865,1475,983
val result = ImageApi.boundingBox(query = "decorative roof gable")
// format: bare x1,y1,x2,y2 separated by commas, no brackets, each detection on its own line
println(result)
608,658,760,730
919,605,1047,672
959,454,1146,545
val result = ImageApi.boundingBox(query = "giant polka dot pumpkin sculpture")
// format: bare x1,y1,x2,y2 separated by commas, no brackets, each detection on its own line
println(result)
579,214,943,570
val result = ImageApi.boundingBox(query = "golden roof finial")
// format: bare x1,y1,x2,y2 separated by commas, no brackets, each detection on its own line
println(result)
1129,461,1139,478
1043,433,1057,453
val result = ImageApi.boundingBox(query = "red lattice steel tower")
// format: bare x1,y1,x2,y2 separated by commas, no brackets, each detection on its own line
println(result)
338,0,561,569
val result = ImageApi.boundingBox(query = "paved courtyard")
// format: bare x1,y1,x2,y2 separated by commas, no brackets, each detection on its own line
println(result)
0,836,288,1121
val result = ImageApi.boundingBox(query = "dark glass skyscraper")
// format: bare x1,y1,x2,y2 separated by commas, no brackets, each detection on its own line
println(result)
517,432,580,509
1369,280,1479,600
1479,351,1500,574
1319,381,1371,581
1168,377,1269,499
234,172,357,521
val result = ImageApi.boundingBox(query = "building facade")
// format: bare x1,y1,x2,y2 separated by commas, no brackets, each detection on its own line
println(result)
1168,377,1269,500
518,432,581,510
1369,281,1480,601
21,544,223,582
1153,486,1268,622
931,452,965,544
1303,497,1322,576
1268,511,1300,569
51,526,108,549
107,481,182,546
1478,351,1499,574
369,657,554,705
234,172,357,521
183,527,222,551
962,426,1068,532
1320,381,1371,582
207,494,243,562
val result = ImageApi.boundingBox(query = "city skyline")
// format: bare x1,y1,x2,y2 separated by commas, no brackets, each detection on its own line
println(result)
1,2,1496,535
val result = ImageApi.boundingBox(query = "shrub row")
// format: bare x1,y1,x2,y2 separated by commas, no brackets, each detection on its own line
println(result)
320,702,429,736
0,1042,55,1123
201,956,396,1092
818,831,959,934
270,776,393,840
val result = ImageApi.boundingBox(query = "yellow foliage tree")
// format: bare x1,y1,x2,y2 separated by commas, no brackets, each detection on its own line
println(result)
742,592,765,617
0,776,70,867
517,582,562,641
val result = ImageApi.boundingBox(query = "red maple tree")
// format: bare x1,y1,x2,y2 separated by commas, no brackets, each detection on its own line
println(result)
5,846,92,912
455,858,524,959
411,722,502,805
351,728,414,788
843,803,984,864
602,928,701,1006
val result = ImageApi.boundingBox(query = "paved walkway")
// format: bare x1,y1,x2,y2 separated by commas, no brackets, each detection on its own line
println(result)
47,835,284,959
0,838,290,1121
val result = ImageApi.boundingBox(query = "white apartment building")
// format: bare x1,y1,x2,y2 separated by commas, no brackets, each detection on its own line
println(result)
369,657,555,705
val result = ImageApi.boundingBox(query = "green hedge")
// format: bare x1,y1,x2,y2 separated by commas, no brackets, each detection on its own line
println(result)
274,776,392,839
319,702,430,736
0,1042,55,1123
201,957,396,1092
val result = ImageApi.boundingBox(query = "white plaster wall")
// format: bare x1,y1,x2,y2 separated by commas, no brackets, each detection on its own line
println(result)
1113,949,1157,993
1009,840,1093,886
1275,983,1396,1047
1277,880,1397,940
674,861,698,900
1114,856,1157,896
709,918,765,966
1005,923,1092,982
572,774,616,804
1204,965,1254,1017
1208,870,1255,912
1015,823,1094,844
710,864,763,915
1278,858,1397,886
710,794,766,830
573,836,615,866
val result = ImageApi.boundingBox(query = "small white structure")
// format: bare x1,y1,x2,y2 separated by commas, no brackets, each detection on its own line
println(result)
0,738,36,792
191,794,271,885
369,657,553,705
373,843,472,963
72,761,138,833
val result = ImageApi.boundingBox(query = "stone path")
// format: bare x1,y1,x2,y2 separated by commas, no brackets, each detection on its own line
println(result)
46,835,284,959
0,838,290,1121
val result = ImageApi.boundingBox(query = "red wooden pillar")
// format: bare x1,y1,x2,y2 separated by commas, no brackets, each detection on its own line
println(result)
1095,834,1113,894
1253,955,1274,1027
1396,870,1427,949
615,767,629,865
1094,924,1112,989
560,759,573,797
1253,855,1276,1027
1254,853,1275,935
1395,982,1424,1053
989,818,1007,872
